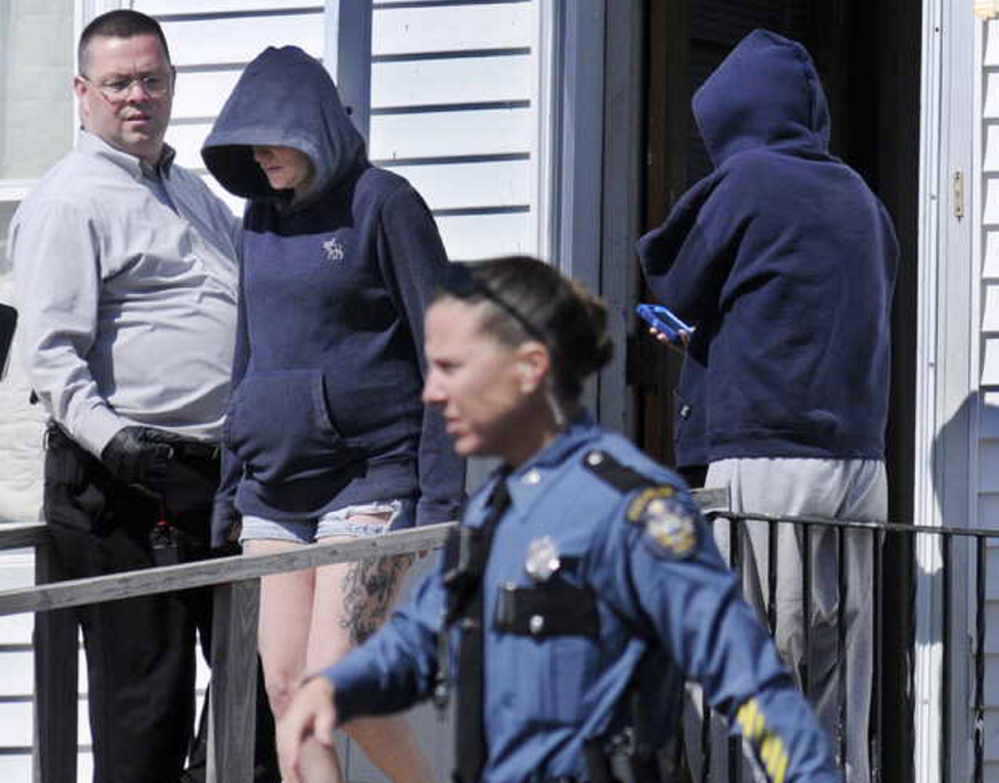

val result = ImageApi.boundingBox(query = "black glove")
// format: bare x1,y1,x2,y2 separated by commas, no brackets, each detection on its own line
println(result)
100,426,185,488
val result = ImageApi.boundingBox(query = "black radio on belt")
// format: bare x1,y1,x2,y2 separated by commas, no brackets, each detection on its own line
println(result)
150,519,182,567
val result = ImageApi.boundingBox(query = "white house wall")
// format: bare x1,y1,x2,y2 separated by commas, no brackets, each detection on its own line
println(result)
976,11,999,783
0,1,71,766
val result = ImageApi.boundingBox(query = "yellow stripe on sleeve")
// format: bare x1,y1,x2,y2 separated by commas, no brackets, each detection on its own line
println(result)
736,699,792,783
772,750,789,783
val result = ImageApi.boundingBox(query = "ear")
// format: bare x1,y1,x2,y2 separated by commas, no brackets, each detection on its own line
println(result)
514,341,551,393
73,77,90,123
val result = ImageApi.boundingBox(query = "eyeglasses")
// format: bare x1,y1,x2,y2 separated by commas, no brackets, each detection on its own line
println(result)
441,263,549,345
80,72,172,101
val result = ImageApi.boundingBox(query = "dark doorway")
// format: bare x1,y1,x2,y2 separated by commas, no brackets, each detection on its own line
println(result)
638,2,920,782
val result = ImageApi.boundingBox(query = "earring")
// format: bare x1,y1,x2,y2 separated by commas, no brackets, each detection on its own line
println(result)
544,377,566,428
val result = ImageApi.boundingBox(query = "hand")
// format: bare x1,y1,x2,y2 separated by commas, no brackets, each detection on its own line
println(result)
100,426,184,487
648,325,691,353
277,676,338,783
210,499,242,545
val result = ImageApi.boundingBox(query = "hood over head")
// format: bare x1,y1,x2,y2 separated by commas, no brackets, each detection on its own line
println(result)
202,45,366,201
693,29,831,167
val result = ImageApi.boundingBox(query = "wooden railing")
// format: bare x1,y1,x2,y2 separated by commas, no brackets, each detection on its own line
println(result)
3,487,731,783
14,521,453,783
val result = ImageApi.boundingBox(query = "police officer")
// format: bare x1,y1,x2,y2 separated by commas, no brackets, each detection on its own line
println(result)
276,256,840,783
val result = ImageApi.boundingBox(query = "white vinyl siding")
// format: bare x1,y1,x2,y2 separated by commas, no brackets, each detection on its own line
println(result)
0,3,73,776
0,0,75,181
977,15,999,783
147,0,542,262
370,2,538,261
0,0,71,528
0,559,47,781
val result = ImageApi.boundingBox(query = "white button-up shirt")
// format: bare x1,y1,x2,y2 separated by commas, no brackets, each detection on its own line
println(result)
9,131,241,456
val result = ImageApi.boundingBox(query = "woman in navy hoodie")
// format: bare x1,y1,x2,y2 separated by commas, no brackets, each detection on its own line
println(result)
202,46,464,782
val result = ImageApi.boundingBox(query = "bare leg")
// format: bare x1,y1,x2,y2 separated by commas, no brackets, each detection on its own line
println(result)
245,539,346,783
309,516,433,783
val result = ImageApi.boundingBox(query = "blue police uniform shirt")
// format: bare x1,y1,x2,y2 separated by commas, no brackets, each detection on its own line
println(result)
324,411,840,783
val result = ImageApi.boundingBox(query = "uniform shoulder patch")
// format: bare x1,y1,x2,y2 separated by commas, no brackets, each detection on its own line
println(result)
581,449,699,559
628,486,699,559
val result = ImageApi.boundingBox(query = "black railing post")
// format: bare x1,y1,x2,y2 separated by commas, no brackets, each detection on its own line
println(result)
836,526,847,767
974,537,986,783
941,534,952,783
871,528,883,783
767,520,778,634
802,524,811,697
207,578,261,783
700,693,712,783
701,516,715,783
32,539,78,783
728,519,742,783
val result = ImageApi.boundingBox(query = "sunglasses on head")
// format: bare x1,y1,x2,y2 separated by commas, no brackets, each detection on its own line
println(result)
440,263,547,345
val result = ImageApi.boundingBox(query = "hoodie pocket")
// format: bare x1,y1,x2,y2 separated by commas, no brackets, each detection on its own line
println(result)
225,369,346,486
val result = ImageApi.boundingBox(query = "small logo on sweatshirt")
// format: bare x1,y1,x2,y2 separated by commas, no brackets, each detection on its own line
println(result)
322,237,345,262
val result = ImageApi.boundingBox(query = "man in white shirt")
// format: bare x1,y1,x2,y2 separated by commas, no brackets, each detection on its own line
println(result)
9,11,277,783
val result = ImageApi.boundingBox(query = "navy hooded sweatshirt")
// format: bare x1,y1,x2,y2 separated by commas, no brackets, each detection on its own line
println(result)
202,46,464,544
637,29,898,469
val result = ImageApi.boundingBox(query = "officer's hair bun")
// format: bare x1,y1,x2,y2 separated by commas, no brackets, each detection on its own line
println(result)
440,256,613,403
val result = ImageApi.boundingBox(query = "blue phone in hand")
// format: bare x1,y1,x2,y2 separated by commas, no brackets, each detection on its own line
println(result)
635,303,692,343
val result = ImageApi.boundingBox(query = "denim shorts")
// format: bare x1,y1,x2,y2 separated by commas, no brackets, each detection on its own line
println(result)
239,499,413,544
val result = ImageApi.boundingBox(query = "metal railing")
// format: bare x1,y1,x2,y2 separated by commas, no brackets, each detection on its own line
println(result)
0,489,990,783
693,510,994,783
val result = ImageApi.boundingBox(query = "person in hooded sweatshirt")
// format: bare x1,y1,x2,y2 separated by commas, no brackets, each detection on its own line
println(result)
201,46,465,782
637,29,897,783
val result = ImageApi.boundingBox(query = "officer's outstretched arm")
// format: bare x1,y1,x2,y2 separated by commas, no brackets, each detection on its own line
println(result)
607,488,841,783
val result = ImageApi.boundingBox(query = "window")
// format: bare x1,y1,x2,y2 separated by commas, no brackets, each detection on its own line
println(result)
0,0,75,186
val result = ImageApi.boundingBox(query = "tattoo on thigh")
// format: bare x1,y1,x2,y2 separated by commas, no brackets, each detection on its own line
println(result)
340,554,415,645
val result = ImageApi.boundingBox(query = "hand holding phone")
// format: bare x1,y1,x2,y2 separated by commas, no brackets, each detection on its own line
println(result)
635,303,693,346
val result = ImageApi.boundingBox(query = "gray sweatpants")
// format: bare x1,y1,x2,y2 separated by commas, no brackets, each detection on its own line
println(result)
684,457,886,783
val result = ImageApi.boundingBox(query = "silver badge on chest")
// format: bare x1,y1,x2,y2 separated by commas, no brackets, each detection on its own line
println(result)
525,535,561,582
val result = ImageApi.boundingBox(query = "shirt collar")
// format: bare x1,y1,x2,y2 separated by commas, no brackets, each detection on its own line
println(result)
509,409,600,478
496,409,600,518
77,129,176,181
